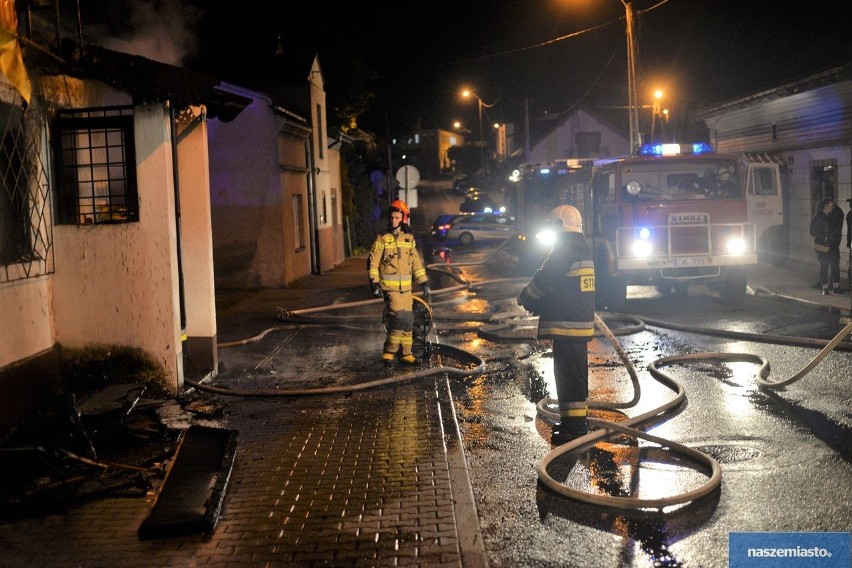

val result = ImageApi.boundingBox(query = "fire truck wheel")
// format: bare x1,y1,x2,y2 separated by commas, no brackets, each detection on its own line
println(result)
596,273,626,311
607,276,627,311
720,267,747,305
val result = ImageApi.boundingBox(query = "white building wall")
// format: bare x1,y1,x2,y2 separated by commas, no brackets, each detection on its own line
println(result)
0,279,53,368
52,104,184,389
177,107,218,373
308,56,344,272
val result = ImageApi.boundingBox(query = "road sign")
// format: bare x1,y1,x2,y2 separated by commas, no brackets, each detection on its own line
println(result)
396,166,420,191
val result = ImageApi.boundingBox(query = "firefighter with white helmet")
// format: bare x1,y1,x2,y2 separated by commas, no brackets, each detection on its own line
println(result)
549,203,584,232
518,204,596,444
368,199,431,367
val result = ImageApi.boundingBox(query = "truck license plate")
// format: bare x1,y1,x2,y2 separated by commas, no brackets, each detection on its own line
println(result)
672,257,707,267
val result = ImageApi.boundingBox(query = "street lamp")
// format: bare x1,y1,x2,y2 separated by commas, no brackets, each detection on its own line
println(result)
651,89,662,142
461,89,497,147
462,89,499,174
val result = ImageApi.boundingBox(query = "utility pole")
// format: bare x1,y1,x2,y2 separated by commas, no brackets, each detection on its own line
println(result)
524,98,531,162
623,0,641,153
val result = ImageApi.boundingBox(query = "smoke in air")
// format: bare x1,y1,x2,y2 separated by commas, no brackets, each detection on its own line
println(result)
98,0,200,67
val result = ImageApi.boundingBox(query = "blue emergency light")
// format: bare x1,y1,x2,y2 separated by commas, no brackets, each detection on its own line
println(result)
637,142,713,156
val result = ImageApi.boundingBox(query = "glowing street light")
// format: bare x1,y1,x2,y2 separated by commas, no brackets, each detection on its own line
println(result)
452,120,470,136
651,89,663,142
461,89,497,146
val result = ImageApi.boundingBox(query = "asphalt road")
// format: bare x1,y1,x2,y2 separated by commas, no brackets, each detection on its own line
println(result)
414,180,851,568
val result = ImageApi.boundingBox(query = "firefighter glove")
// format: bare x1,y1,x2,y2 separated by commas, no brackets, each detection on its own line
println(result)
421,283,432,302
371,282,383,297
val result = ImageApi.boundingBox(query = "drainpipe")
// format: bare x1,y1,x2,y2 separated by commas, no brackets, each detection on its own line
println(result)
306,137,320,274
168,102,187,331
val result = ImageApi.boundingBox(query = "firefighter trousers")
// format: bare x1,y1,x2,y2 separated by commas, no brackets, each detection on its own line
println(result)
383,290,415,357
552,338,589,434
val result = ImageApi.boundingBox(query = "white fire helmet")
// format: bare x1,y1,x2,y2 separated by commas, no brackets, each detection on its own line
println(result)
548,205,583,233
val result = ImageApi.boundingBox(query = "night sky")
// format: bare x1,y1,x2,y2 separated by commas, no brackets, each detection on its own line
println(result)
109,0,849,139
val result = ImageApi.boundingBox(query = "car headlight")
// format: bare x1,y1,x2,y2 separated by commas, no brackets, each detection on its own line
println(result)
726,237,746,254
626,181,642,196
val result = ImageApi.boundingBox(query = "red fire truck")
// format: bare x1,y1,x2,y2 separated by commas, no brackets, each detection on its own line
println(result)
509,143,758,311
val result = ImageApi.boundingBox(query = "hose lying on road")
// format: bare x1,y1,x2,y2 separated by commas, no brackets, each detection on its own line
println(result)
206,250,852,511
429,267,852,509
503,303,852,509
186,343,484,397
197,269,486,396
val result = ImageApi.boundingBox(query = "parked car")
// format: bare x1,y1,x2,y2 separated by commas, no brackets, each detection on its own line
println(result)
444,212,516,245
430,213,468,241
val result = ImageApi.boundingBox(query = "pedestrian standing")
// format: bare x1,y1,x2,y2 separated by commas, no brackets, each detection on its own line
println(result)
809,196,845,295
368,200,431,367
518,205,596,445
847,198,852,285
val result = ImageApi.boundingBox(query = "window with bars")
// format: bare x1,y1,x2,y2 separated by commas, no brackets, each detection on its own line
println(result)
53,106,138,225
0,84,54,284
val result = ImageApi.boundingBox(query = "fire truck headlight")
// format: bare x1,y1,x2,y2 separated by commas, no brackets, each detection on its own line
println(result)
626,181,642,196
536,228,557,247
629,227,653,257
726,237,747,254
632,239,653,257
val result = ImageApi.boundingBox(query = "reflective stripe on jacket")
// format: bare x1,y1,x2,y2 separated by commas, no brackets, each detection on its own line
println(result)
518,232,595,342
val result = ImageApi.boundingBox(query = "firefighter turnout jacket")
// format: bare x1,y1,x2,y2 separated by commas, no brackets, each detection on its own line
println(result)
518,231,595,341
368,224,428,293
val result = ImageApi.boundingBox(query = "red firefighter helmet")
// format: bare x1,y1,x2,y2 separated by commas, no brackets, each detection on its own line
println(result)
389,199,410,222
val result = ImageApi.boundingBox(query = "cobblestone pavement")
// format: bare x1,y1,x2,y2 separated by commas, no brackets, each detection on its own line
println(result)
0,252,846,567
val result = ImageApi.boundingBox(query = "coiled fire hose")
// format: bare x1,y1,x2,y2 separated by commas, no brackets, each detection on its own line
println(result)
192,246,852,510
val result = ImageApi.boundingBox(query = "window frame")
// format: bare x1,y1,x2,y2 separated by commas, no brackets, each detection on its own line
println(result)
52,106,139,226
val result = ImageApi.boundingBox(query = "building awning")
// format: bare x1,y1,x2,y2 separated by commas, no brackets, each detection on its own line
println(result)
30,40,252,123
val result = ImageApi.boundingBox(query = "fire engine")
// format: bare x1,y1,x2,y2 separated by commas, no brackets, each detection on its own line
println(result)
508,159,591,273
509,143,758,311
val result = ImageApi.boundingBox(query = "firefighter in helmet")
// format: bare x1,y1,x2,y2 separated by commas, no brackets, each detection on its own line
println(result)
518,205,596,444
368,199,431,367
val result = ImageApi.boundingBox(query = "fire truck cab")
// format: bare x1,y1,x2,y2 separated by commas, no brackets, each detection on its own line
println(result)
741,153,785,265
587,143,757,311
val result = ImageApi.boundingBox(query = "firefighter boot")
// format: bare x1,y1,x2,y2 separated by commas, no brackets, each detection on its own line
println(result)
382,352,397,369
551,420,588,445
400,353,419,365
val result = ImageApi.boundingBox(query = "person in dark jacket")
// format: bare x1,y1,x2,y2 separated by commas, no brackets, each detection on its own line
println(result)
846,198,852,285
518,205,596,445
809,196,845,295
847,198,852,249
